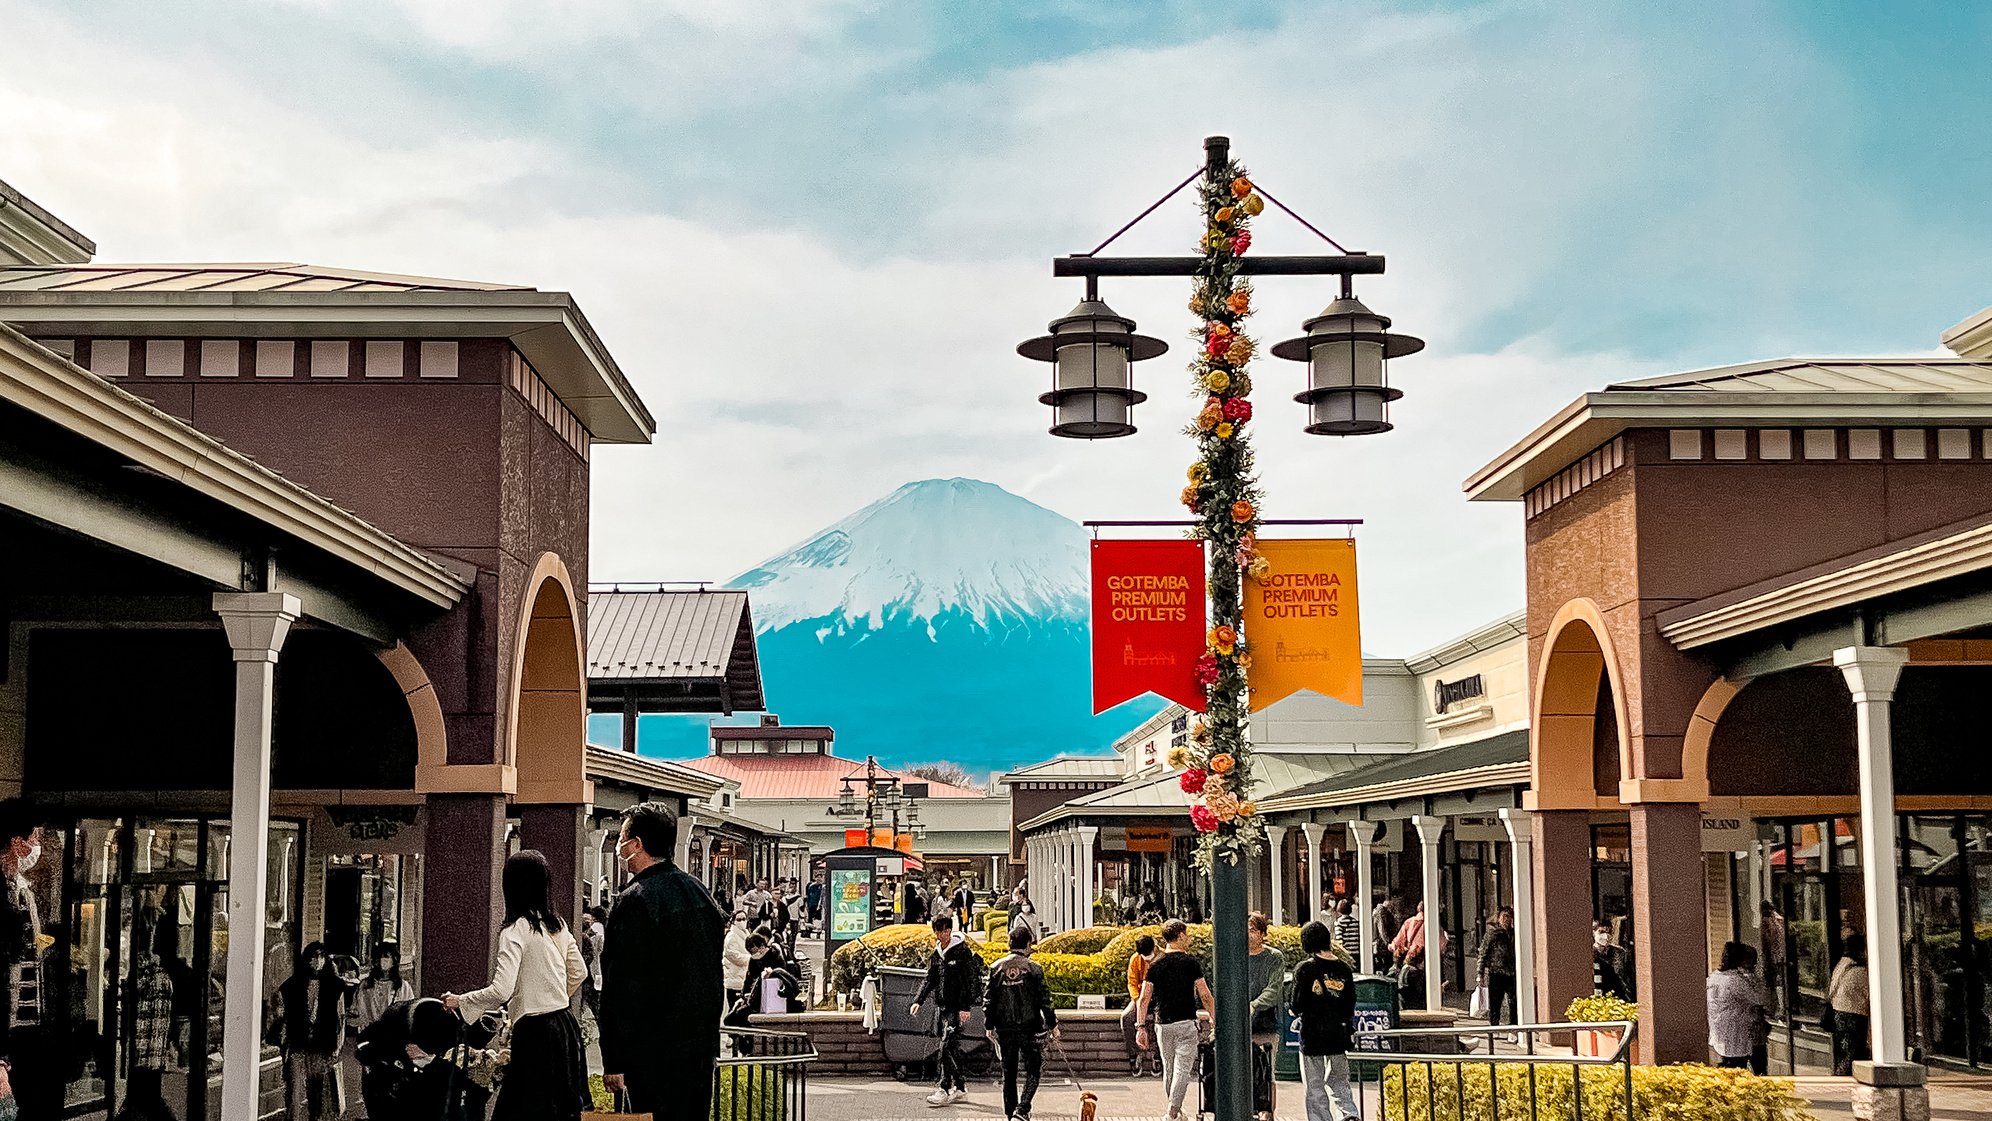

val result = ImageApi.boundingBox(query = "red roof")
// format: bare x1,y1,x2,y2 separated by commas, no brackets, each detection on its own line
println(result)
676,753,981,800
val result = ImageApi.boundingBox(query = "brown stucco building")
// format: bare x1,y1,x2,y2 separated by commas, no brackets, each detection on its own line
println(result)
1470,316,1992,1077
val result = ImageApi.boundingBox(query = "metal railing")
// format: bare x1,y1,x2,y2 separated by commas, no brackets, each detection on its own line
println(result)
1352,1021,1638,1121
714,1027,818,1121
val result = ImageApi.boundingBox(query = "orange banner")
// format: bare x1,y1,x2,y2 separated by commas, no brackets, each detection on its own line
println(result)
1244,538,1362,709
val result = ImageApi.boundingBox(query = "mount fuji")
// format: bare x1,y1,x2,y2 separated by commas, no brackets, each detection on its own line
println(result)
616,478,1163,774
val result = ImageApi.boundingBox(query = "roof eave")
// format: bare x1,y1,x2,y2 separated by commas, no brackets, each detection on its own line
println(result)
0,289,655,444
1258,762,1532,814
1943,306,1992,358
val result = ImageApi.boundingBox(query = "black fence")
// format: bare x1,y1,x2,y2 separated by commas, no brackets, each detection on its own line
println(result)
714,1027,818,1121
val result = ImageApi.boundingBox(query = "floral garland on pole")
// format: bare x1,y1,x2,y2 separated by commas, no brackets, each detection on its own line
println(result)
1169,156,1270,870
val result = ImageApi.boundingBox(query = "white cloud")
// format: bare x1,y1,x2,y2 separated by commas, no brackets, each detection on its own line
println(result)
0,1,1943,658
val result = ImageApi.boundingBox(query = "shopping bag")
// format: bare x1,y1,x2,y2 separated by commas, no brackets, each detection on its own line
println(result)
1469,984,1488,1019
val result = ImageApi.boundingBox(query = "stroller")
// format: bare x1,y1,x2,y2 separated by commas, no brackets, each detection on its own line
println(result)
355,997,502,1121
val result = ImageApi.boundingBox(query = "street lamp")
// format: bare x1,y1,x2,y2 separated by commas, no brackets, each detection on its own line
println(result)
1017,287,1167,438
1273,277,1424,436
1020,135,1413,1121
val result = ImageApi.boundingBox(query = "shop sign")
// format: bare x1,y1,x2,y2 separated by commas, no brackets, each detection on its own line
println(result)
829,868,872,939
1434,674,1485,714
1451,816,1508,843
1244,539,1363,709
1126,825,1174,853
1090,540,1208,713
1100,827,1128,851
1701,815,1751,853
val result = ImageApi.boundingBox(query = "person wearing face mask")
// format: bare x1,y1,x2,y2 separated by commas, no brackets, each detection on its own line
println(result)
277,941,358,1119
1592,921,1633,1001
354,943,415,1035
598,801,725,1118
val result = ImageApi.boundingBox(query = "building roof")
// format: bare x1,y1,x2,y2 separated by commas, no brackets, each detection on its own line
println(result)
584,743,727,799
0,178,94,265
0,263,654,444
675,752,982,800
1260,730,1530,812
0,323,469,618
712,723,833,741
1018,751,1366,831
1403,611,1528,674
586,589,765,713
1465,357,1992,501
999,755,1126,783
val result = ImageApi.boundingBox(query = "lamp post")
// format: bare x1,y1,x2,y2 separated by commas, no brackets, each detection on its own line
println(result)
1019,136,1417,1121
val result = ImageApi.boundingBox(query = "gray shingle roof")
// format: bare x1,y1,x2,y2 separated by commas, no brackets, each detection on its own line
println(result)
1002,755,1127,781
1272,730,1529,805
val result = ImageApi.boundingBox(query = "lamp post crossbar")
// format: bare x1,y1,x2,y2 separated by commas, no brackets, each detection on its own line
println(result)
1054,253,1385,278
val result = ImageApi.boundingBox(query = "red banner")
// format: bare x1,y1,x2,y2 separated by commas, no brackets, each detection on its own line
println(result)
1091,540,1207,713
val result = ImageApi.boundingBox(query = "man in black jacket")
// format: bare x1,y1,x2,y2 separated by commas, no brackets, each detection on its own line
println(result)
909,913,983,1107
601,802,726,1116
984,924,1057,1121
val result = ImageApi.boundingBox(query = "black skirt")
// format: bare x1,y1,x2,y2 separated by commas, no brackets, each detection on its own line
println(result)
494,1008,589,1121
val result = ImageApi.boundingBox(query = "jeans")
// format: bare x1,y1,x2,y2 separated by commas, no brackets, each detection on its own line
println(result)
1156,1019,1202,1118
1484,971,1517,1025
996,1031,1044,1119
1299,1052,1359,1121
937,1013,968,1091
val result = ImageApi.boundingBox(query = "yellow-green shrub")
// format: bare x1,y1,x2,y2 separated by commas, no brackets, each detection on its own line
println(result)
1566,994,1638,1023
1382,1062,1807,1121
982,909,1010,938
827,924,938,992
1037,926,1128,955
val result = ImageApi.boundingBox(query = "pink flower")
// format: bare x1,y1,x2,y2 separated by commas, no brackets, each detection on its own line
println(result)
1180,768,1208,794
1223,398,1252,422
1231,230,1252,254
1190,805,1220,833
1193,654,1220,686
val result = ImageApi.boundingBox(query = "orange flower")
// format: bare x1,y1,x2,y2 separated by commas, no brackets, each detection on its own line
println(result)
1231,500,1255,524
1231,176,1253,198
1215,206,1235,224
1209,625,1237,652
1181,484,1199,509
1209,753,1235,775
1226,291,1251,315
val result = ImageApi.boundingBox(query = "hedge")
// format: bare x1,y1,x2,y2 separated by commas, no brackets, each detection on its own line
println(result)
1035,926,1128,955
829,922,1342,1010
982,909,1010,939
1382,1062,1808,1121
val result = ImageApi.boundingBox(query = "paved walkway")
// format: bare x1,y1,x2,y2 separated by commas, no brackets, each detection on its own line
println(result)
804,1071,1992,1120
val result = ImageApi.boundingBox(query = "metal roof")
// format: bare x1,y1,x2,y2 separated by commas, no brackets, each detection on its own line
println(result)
0,262,530,293
1017,751,1368,831
1268,730,1529,806
584,743,727,798
586,589,765,713
1000,755,1127,782
675,752,982,800
1608,359,1992,394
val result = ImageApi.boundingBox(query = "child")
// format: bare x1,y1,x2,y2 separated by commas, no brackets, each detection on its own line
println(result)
1289,920,1358,1121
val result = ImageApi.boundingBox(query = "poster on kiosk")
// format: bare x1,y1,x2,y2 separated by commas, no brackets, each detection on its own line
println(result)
822,840,923,956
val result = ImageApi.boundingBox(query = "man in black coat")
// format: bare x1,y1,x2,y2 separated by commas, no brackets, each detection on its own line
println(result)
909,914,984,1107
601,802,726,1116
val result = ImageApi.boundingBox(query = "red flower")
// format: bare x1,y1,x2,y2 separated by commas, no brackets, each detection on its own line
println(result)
1190,805,1220,833
1193,654,1220,686
1205,334,1229,356
1179,768,1208,794
1231,230,1252,254
1223,398,1252,422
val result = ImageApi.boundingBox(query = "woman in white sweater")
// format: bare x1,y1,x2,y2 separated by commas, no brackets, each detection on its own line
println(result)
445,851,590,1121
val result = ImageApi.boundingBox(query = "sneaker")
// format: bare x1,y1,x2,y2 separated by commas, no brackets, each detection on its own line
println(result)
926,1088,951,1107
946,1088,968,1105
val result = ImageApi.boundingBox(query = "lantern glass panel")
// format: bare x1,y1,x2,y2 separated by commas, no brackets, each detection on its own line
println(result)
1056,390,1130,435
1055,335,1129,392
1310,388,1389,431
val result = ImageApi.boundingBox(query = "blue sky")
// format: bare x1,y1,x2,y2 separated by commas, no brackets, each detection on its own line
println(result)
5,1,1991,653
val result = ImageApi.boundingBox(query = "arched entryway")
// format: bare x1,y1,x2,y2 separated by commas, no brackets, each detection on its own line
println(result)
1531,599,1630,809
508,553,589,924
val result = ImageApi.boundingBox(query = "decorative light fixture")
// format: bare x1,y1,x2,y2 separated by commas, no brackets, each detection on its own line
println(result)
1017,284,1167,439
1272,277,1423,436
831,779,858,817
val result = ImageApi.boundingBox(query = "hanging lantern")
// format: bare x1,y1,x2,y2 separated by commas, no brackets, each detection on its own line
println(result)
1272,291,1423,436
1017,295,1167,438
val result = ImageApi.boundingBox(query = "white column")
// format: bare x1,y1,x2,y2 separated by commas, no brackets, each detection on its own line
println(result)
1351,821,1377,973
674,819,693,871
1266,825,1289,926
1078,826,1100,928
585,828,608,905
1499,808,1537,1025
1066,829,1081,930
1302,823,1326,926
214,591,300,1121
1413,815,1447,1011
1836,645,1911,1064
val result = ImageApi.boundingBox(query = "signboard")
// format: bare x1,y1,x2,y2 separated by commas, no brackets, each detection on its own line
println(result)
1244,539,1363,709
1091,540,1208,713
875,857,906,876
1126,825,1174,853
1701,815,1751,853
1346,819,1402,854
1076,994,1107,1010
1100,827,1128,851
829,868,873,939
1452,816,1508,843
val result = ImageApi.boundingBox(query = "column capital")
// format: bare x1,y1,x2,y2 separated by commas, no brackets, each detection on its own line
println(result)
1348,819,1380,849
1498,807,1535,845
1300,821,1326,842
1077,825,1100,840
1412,814,1447,844
1835,645,1909,702
1266,823,1289,838
213,591,302,661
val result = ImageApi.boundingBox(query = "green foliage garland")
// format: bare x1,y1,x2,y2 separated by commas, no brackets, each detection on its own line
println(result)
1175,155,1271,870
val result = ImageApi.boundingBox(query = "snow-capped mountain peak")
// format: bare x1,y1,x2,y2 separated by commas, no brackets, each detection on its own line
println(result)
732,478,1087,637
